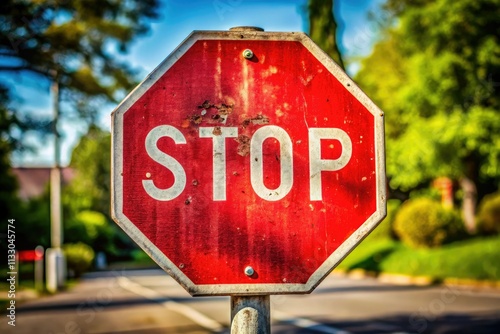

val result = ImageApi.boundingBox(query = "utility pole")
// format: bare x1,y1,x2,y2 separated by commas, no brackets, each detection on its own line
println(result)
46,73,66,293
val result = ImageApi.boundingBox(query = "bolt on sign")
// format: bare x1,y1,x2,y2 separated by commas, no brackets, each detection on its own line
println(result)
112,28,386,296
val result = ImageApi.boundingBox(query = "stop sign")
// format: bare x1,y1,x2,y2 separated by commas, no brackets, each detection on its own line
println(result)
112,29,386,296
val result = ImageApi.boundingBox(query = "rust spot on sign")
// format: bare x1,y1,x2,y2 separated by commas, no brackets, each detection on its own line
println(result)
236,134,250,156
183,114,204,127
241,114,269,127
197,100,234,114
183,100,235,126
192,115,203,124
198,100,212,109
217,103,233,115
212,126,222,136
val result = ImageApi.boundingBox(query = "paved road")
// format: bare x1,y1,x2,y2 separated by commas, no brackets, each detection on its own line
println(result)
2,269,499,333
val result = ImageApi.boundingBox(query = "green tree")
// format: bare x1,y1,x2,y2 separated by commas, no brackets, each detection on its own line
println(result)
65,210,115,255
0,0,159,121
15,194,51,250
308,0,344,69
64,125,111,215
63,125,134,258
356,0,500,231
0,1,158,250
0,0,158,214
0,87,19,220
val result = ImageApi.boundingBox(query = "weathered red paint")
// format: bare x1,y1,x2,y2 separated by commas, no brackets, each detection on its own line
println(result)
121,39,376,286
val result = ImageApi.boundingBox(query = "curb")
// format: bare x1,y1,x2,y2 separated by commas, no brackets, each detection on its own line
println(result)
378,273,435,286
443,277,500,289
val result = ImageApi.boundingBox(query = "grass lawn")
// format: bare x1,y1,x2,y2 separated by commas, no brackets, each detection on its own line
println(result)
336,237,399,272
337,234,500,282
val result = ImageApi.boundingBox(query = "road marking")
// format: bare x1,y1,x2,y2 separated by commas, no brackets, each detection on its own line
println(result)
117,276,225,332
273,310,352,334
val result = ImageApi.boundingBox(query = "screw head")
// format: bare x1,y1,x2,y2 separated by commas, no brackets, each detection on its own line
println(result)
244,266,255,276
242,49,254,59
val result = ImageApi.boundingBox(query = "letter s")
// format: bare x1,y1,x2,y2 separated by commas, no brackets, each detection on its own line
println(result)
142,125,186,201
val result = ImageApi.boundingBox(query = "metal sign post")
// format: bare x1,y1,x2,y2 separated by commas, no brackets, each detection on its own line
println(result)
47,75,66,293
111,27,386,333
231,296,270,334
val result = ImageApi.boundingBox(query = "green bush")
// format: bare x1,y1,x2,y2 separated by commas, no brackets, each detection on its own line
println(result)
379,235,500,281
393,198,466,248
367,199,402,240
63,242,95,277
476,192,500,235
65,210,117,256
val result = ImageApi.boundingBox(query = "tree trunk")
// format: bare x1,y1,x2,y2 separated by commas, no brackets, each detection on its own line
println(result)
308,0,345,70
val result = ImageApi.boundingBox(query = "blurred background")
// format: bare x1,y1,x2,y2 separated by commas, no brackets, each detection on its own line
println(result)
0,0,499,332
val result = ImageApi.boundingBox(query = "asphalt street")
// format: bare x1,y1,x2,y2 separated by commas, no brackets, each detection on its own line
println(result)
2,269,499,333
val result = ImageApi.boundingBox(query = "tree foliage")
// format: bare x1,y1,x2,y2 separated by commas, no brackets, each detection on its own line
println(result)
0,0,159,121
65,210,115,255
64,125,111,215
63,125,134,258
0,1,159,239
0,87,19,219
356,0,500,197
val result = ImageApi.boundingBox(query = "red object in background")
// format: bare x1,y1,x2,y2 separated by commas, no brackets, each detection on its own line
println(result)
112,30,386,296
18,249,43,262
433,177,454,208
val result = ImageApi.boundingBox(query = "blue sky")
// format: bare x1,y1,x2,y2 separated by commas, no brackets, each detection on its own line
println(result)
10,0,385,166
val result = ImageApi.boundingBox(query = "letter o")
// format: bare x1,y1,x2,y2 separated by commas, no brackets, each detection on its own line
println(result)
250,126,293,201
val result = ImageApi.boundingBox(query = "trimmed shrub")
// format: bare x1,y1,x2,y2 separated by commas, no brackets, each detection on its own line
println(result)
476,192,500,235
63,242,95,277
393,198,466,248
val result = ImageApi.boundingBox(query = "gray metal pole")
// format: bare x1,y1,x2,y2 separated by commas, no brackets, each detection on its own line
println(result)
50,77,62,249
47,75,65,293
230,295,270,334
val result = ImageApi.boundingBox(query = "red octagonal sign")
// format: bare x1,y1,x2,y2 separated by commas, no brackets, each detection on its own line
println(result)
112,29,386,296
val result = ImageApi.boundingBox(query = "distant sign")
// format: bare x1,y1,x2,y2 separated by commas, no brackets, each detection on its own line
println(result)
18,248,44,262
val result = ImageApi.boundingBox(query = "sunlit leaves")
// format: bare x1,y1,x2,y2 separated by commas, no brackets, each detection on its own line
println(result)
357,0,500,194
